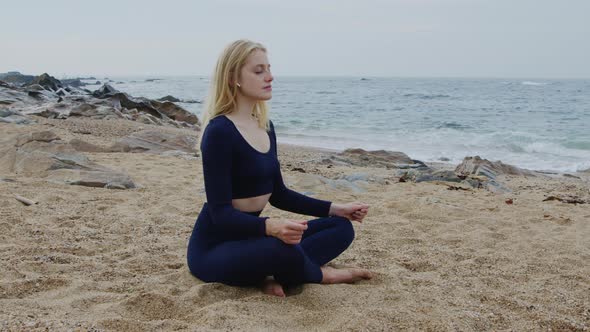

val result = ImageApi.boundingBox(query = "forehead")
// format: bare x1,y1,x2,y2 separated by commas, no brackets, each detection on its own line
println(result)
244,49,269,67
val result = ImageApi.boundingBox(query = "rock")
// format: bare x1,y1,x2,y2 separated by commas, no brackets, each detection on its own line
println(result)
415,170,462,183
91,84,119,98
0,72,36,86
60,78,86,87
0,130,135,189
338,172,388,185
15,130,60,146
28,73,63,92
0,80,16,89
151,100,200,125
455,156,537,179
0,109,35,125
109,129,198,154
327,148,416,168
69,103,118,118
158,95,181,102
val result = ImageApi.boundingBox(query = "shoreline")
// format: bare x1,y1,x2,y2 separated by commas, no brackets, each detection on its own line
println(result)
277,141,590,178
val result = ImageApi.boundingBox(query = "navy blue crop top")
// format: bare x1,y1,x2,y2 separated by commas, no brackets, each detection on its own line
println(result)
199,115,332,236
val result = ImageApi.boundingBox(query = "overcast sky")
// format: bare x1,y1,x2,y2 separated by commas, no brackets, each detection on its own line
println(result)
1,0,589,78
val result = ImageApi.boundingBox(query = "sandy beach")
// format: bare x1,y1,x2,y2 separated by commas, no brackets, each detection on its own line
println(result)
1,114,589,331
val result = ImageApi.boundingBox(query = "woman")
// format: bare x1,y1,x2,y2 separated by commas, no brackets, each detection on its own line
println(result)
187,39,373,297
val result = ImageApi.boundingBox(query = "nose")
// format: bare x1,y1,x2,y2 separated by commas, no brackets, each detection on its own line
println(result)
266,71,273,82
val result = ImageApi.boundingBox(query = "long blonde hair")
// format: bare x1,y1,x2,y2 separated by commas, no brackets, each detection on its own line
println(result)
198,39,271,149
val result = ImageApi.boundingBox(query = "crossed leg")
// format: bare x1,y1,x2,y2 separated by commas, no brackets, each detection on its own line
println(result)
188,216,369,295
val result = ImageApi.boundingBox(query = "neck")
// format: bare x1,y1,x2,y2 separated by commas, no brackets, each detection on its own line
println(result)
232,93,257,122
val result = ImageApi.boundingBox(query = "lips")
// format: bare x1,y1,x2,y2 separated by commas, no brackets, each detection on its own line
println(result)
263,85,272,90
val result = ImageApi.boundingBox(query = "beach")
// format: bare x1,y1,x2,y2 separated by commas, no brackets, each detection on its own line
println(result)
1,75,590,331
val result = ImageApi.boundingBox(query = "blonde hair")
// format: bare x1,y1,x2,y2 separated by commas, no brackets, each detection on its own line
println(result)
198,39,271,148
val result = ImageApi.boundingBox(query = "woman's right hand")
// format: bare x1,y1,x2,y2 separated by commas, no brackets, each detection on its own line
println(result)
265,218,308,244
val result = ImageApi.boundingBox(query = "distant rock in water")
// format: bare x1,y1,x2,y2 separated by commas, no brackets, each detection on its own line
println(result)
182,99,201,104
145,78,163,82
61,78,86,87
158,95,181,102
0,71,36,86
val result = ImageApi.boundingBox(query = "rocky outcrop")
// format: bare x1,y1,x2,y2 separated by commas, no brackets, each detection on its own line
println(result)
0,78,200,130
0,130,135,189
455,156,537,178
0,72,36,86
28,73,63,92
322,148,417,168
0,109,35,125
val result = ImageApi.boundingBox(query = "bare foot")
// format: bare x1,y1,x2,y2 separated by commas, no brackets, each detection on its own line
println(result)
261,278,286,297
320,266,373,284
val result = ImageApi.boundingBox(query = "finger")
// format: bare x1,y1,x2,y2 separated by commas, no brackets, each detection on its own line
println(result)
292,220,308,226
287,221,308,231
284,229,304,237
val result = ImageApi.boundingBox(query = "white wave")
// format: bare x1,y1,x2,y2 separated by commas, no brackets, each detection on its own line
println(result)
521,81,548,86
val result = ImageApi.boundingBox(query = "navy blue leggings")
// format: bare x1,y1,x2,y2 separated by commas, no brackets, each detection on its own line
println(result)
187,210,355,287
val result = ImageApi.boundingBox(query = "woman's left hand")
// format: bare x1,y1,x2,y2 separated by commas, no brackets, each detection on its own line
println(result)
330,202,369,223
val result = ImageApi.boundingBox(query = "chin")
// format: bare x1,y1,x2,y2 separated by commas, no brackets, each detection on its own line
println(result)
258,93,272,101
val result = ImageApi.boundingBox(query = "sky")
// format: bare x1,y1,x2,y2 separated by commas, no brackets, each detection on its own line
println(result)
1,0,589,78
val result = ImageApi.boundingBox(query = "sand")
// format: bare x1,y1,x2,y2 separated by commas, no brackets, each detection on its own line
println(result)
1,118,589,331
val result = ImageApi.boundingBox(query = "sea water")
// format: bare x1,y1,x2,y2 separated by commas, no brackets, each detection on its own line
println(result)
80,76,590,172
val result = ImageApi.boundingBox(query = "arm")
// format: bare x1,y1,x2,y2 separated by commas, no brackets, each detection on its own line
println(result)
267,120,332,217
201,122,268,236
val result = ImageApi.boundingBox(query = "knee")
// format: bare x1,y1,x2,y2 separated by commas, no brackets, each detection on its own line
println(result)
333,216,355,245
267,238,305,266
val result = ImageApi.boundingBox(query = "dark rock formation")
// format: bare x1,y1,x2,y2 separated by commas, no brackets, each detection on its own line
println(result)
158,95,180,102
28,73,63,91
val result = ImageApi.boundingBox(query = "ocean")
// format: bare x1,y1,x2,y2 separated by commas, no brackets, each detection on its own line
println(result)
79,76,590,172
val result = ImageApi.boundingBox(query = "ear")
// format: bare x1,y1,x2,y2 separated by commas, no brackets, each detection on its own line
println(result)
229,71,240,88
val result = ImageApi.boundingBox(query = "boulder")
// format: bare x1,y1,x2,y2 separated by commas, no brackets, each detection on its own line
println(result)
455,156,537,179
327,148,416,168
151,100,200,125
28,73,63,91
0,109,35,125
